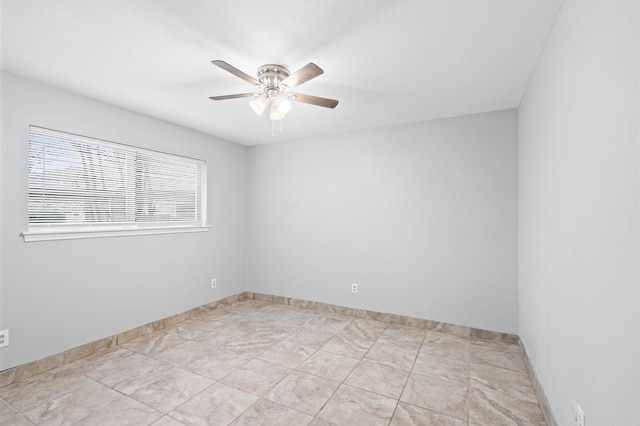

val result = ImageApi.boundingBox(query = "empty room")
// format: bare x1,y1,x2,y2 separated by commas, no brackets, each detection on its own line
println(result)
0,1,638,425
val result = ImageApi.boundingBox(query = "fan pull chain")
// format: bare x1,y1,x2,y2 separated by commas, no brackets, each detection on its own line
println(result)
269,119,284,138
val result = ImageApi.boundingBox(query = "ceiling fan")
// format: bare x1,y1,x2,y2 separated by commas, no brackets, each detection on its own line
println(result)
209,60,339,124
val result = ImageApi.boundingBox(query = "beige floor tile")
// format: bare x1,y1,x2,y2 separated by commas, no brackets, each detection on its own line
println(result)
215,315,266,332
99,358,176,395
350,318,389,335
225,333,280,357
257,340,318,368
79,348,149,380
283,311,322,324
412,352,470,385
321,334,374,359
24,381,123,425
254,322,298,340
268,309,300,321
75,396,164,425
390,401,466,426
470,387,546,426
169,382,258,426
321,319,386,358
297,350,359,382
300,315,351,334
382,324,427,346
163,319,219,340
401,373,469,421
193,326,249,345
223,302,267,316
317,384,397,426
345,359,409,399
309,417,336,426
365,335,420,371
0,397,18,420
265,370,340,416
421,336,470,363
151,415,188,426
429,323,471,338
246,325,295,343
184,348,251,380
287,328,336,347
152,340,218,367
0,412,33,426
470,363,538,403
120,331,188,355
130,368,214,413
232,398,314,425
471,346,526,372
0,368,94,412
221,359,292,396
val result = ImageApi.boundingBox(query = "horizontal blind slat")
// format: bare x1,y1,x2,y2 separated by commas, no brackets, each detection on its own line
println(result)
28,126,205,229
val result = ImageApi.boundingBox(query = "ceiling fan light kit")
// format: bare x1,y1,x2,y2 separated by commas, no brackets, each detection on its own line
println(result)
209,60,338,137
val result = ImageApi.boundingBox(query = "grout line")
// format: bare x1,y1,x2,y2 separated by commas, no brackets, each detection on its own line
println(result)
390,324,428,424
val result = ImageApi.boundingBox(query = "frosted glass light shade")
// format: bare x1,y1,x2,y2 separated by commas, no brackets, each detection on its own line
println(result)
250,96,269,115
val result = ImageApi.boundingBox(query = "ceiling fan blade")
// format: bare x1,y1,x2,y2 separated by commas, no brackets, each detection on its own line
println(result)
290,92,339,109
281,63,324,88
211,60,260,86
209,93,255,101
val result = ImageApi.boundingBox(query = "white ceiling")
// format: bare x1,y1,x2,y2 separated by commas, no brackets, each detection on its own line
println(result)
1,0,563,146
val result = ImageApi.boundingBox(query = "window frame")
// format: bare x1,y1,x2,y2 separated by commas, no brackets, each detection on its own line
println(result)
22,126,210,242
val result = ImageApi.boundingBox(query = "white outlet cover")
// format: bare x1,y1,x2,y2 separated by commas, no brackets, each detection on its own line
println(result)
0,329,9,348
211,279,217,288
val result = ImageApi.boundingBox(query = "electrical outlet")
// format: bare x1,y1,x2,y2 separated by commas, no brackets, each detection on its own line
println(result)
0,330,9,348
211,278,217,289
351,283,358,294
575,403,585,426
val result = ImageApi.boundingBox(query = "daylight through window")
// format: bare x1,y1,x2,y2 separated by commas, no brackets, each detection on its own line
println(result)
24,126,208,241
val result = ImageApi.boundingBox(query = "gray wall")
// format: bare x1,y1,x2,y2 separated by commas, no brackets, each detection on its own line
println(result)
518,0,639,424
0,72,248,370
248,110,519,333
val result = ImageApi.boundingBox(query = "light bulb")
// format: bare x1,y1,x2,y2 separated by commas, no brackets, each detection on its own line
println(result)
275,97,292,115
270,103,285,121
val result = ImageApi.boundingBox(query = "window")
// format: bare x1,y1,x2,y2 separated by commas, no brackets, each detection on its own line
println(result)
23,126,209,241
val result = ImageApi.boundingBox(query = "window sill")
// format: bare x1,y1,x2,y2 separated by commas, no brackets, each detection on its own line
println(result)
22,224,211,242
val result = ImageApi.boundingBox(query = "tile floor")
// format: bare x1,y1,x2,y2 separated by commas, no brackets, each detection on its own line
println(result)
0,300,546,425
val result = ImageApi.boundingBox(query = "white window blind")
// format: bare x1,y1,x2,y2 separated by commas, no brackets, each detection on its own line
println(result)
24,126,208,241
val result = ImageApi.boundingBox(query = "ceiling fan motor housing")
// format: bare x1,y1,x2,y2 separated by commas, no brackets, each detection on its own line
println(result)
257,64,290,97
